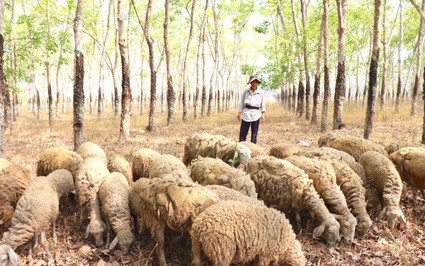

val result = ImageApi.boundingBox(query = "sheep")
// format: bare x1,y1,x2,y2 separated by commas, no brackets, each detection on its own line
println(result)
107,154,133,185
75,157,110,246
329,135,388,161
327,161,372,238
149,153,190,180
389,146,425,199
0,169,74,266
384,142,425,155
247,156,341,245
36,147,83,179
285,155,357,242
239,141,267,157
76,141,108,165
268,143,300,159
299,147,382,211
205,185,263,205
131,148,161,180
360,151,405,228
0,159,32,235
182,133,251,167
98,172,134,254
134,175,220,266
317,131,349,147
190,156,257,198
190,200,306,266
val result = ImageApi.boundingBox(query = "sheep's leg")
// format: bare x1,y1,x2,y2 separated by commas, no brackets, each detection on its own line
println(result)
153,222,167,266
40,231,55,265
33,234,40,250
191,237,203,266
105,222,111,247
421,189,425,200
52,220,57,244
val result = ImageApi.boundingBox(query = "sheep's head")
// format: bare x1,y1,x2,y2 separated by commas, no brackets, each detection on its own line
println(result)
235,144,251,166
313,219,341,246
0,244,19,266
355,214,373,238
85,219,106,246
379,206,405,228
111,229,135,255
334,213,357,243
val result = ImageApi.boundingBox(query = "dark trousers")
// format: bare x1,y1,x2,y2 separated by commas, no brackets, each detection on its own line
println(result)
239,119,260,144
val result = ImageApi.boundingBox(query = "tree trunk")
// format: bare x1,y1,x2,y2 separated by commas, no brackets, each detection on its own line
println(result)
312,6,325,126
320,0,330,133
182,0,196,122
73,0,85,151
422,66,425,144
164,0,175,125
300,0,311,120
395,0,403,113
46,0,53,129
380,0,388,110
411,0,425,116
145,0,156,132
118,0,131,141
364,0,382,139
0,35,5,156
200,0,209,118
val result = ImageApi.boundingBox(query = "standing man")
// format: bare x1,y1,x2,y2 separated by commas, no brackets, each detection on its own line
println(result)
237,75,266,144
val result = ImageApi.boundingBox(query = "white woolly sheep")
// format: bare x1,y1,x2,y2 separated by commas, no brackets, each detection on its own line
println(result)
190,156,257,198
389,146,425,198
317,131,349,147
182,133,251,167
98,172,134,254
247,156,341,245
135,175,220,266
149,153,190,180
190,200,306,266
239,141,267,157
36,147,83,179
268,143,300,159
205,185,263,205
285,155,357,242
76,141,108,165
329,135,388,161
76,157,110,246
360,151,405,228
0,159,32,235
384,142,425,155
0,169,74,266
299,147,382,211
107,154,133,185
131,148,161,180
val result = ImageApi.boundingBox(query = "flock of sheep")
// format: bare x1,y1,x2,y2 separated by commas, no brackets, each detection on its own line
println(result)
0,131,424,265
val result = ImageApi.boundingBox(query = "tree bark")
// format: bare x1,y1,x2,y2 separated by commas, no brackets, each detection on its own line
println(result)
312,5,325,126
411,0,425,116
164,0,175,125
0,35,5,156
364,0,382,140
46,0,53,129
395,0,403,113
300,0,311,120
380,0,387,110
321,0,330,133
73,0,85,151
145,0,156,132
422,66,425,144
333,0,348,129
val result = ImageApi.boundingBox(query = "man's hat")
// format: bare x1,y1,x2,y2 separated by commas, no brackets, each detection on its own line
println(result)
247,75,262,84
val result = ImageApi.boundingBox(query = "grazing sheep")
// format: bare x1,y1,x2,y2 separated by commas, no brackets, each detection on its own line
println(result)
328,161,372,238
268,143,300,159
182,133,251,167
0,160,32,234
135,175,220,266
36,147,83,179
389,146,425,198
77,141,108,165
360,151,405,228
149,153,190,180
384,142,425,155
190,157,257,198
76,157,110,246
299,147,381,211
0,169,74,266
317,131,349,147
191,200,306,266
285,155,357,242
205,185,263,205
131,148,161,180
107,154,133,185
329,136,388,161
247,156,341,245
129,178,147,236
239,141,267,157
98,172,134,254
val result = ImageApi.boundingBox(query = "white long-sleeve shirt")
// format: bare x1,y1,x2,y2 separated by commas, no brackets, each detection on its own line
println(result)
238,88,266,122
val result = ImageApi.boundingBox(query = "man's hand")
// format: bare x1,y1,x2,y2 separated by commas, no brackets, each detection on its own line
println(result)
237,112,242,121
261,113,265,123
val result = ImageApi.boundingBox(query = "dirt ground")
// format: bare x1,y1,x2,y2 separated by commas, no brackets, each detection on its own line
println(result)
3,100,425,265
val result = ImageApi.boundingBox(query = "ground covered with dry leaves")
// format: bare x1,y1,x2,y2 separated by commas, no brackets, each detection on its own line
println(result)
3,101,425,265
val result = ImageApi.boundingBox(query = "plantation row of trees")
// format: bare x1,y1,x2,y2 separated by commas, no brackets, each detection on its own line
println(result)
0,0,425,154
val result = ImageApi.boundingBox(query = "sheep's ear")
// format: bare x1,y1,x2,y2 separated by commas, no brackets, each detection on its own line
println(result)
398,209,406,224
109,236,119,250
7,247,20,265
85,226,90,238
313,224,325,238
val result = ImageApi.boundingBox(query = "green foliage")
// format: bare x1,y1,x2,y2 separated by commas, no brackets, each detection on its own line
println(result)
254,20,270,34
